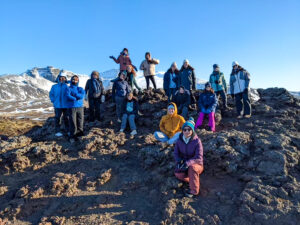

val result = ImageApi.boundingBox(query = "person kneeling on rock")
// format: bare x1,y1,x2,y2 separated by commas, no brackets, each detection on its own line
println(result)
174,117,204,198
66,75,85,143
154,103,185,145
120,92,139,136
195,82,217,132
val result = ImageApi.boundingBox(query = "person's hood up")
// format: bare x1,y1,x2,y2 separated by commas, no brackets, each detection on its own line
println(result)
166,102,178,117
55,72,67,83
70,75,79,86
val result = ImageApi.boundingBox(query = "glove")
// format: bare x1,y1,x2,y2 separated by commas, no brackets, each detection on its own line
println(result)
109,56,115,59
231,94,235,99
133,65,138,71
177,160,188,172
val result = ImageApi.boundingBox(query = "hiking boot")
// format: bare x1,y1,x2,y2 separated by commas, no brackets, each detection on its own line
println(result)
55,132,63,137
244,115,251,118
119,129,124,133
237,115,243,119
76,131,84,137
130,130,137,136
117,119,122,123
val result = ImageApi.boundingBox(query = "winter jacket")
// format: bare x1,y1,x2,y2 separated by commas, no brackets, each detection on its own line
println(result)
159,102,185,138
65,76,85,108
113,54,132,71
174,133,203,167
163,68,179,91
174,89,191,108
140,58,160,76
198,91,218,113
230,68,250,95
112,78,131,98
49,75,69,108
122,97,139,116
179,66,196,90
209,71,227,92
85,77,105,99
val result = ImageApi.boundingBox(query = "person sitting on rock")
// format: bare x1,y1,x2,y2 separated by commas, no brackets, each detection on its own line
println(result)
126,65,142,93
163,62,179,102
140,52,160,90
195,82,217,132
66,75,85,143
174,86,191,120
49,72,69,137
230,61,251,118
109,48,137,72
209,64,228,110
85,71,105,123
120,92,139,136
154,103,185,145
112,71,131,123
174,117,204,198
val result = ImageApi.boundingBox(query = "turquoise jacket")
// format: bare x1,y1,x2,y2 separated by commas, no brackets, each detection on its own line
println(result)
209,71,227,92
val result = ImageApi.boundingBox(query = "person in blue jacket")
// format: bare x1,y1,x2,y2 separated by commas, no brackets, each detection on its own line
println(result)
112,71,131,122
49,72,69,137
195,82,218,132
179,59,197,105
66,75,85,142
163,62,179,102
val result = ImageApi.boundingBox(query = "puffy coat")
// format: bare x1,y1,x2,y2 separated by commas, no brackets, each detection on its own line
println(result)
122,97,139,116
174,133,203,166
49,75,69,108
112,78,131,98
114,54,132,71
198,91,218,113
65,76,85,108
230,68,250,94
159,102,185,138
209,71,227,92
140,58,160,76
179,66,196,90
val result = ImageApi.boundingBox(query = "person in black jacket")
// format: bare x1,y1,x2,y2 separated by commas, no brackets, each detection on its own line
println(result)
120,92,139,136
85,71,105,122
163,62,179,102
174,86,191,120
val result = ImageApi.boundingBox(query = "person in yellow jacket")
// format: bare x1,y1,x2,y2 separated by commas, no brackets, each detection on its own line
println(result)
154,102,186,144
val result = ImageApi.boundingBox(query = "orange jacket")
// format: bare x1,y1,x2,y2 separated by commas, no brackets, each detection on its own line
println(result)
159,102,185,138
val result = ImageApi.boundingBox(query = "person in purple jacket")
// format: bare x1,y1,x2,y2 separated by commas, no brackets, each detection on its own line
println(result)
174,117,204,198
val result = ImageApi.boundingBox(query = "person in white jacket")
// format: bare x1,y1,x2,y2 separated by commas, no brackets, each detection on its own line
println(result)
229,61,251,118
140,52,159,90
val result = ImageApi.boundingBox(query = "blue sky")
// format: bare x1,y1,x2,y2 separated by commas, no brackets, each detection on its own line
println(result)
0,0,299,91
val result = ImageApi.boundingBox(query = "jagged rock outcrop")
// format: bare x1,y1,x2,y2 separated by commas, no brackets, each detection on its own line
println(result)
0,88,299,225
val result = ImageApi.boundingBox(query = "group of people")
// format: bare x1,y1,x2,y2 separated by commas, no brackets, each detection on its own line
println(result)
50,47,252,197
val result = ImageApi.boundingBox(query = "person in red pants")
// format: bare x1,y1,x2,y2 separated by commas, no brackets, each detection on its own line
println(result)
174,117,204,198
195,82,217,132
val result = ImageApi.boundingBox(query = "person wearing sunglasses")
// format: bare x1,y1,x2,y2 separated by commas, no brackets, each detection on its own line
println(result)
195,82,218,132
154,102,185,145
230,61,251,118
174,117,204,198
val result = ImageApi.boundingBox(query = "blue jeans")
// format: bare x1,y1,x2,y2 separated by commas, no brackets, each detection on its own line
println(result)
166,88,176,102
235,92,251,116
154,131,181,144
121,114,136,131
115,96,126,120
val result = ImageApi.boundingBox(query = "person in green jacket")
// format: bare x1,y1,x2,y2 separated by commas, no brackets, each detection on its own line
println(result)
209,64,227,110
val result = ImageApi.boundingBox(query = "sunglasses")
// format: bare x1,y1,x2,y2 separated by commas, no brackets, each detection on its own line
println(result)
183,128,192,132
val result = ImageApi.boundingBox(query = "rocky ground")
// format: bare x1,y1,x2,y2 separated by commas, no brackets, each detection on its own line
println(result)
0,88,299,225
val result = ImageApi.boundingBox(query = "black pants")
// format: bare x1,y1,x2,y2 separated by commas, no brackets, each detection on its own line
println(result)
54,108,69,133
88,98,101,121
68,107,84,138
145,76,157,90
235,92,251,116
215,90,227,109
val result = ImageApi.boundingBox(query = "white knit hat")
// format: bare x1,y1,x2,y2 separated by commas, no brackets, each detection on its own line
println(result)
232,61,239,67
183,59,189,64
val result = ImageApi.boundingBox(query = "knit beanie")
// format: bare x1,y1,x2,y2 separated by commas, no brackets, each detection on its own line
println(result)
168,104,175,110
183,59,189,64
182,117,195,132
205,82,211,88
213,64,219,69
